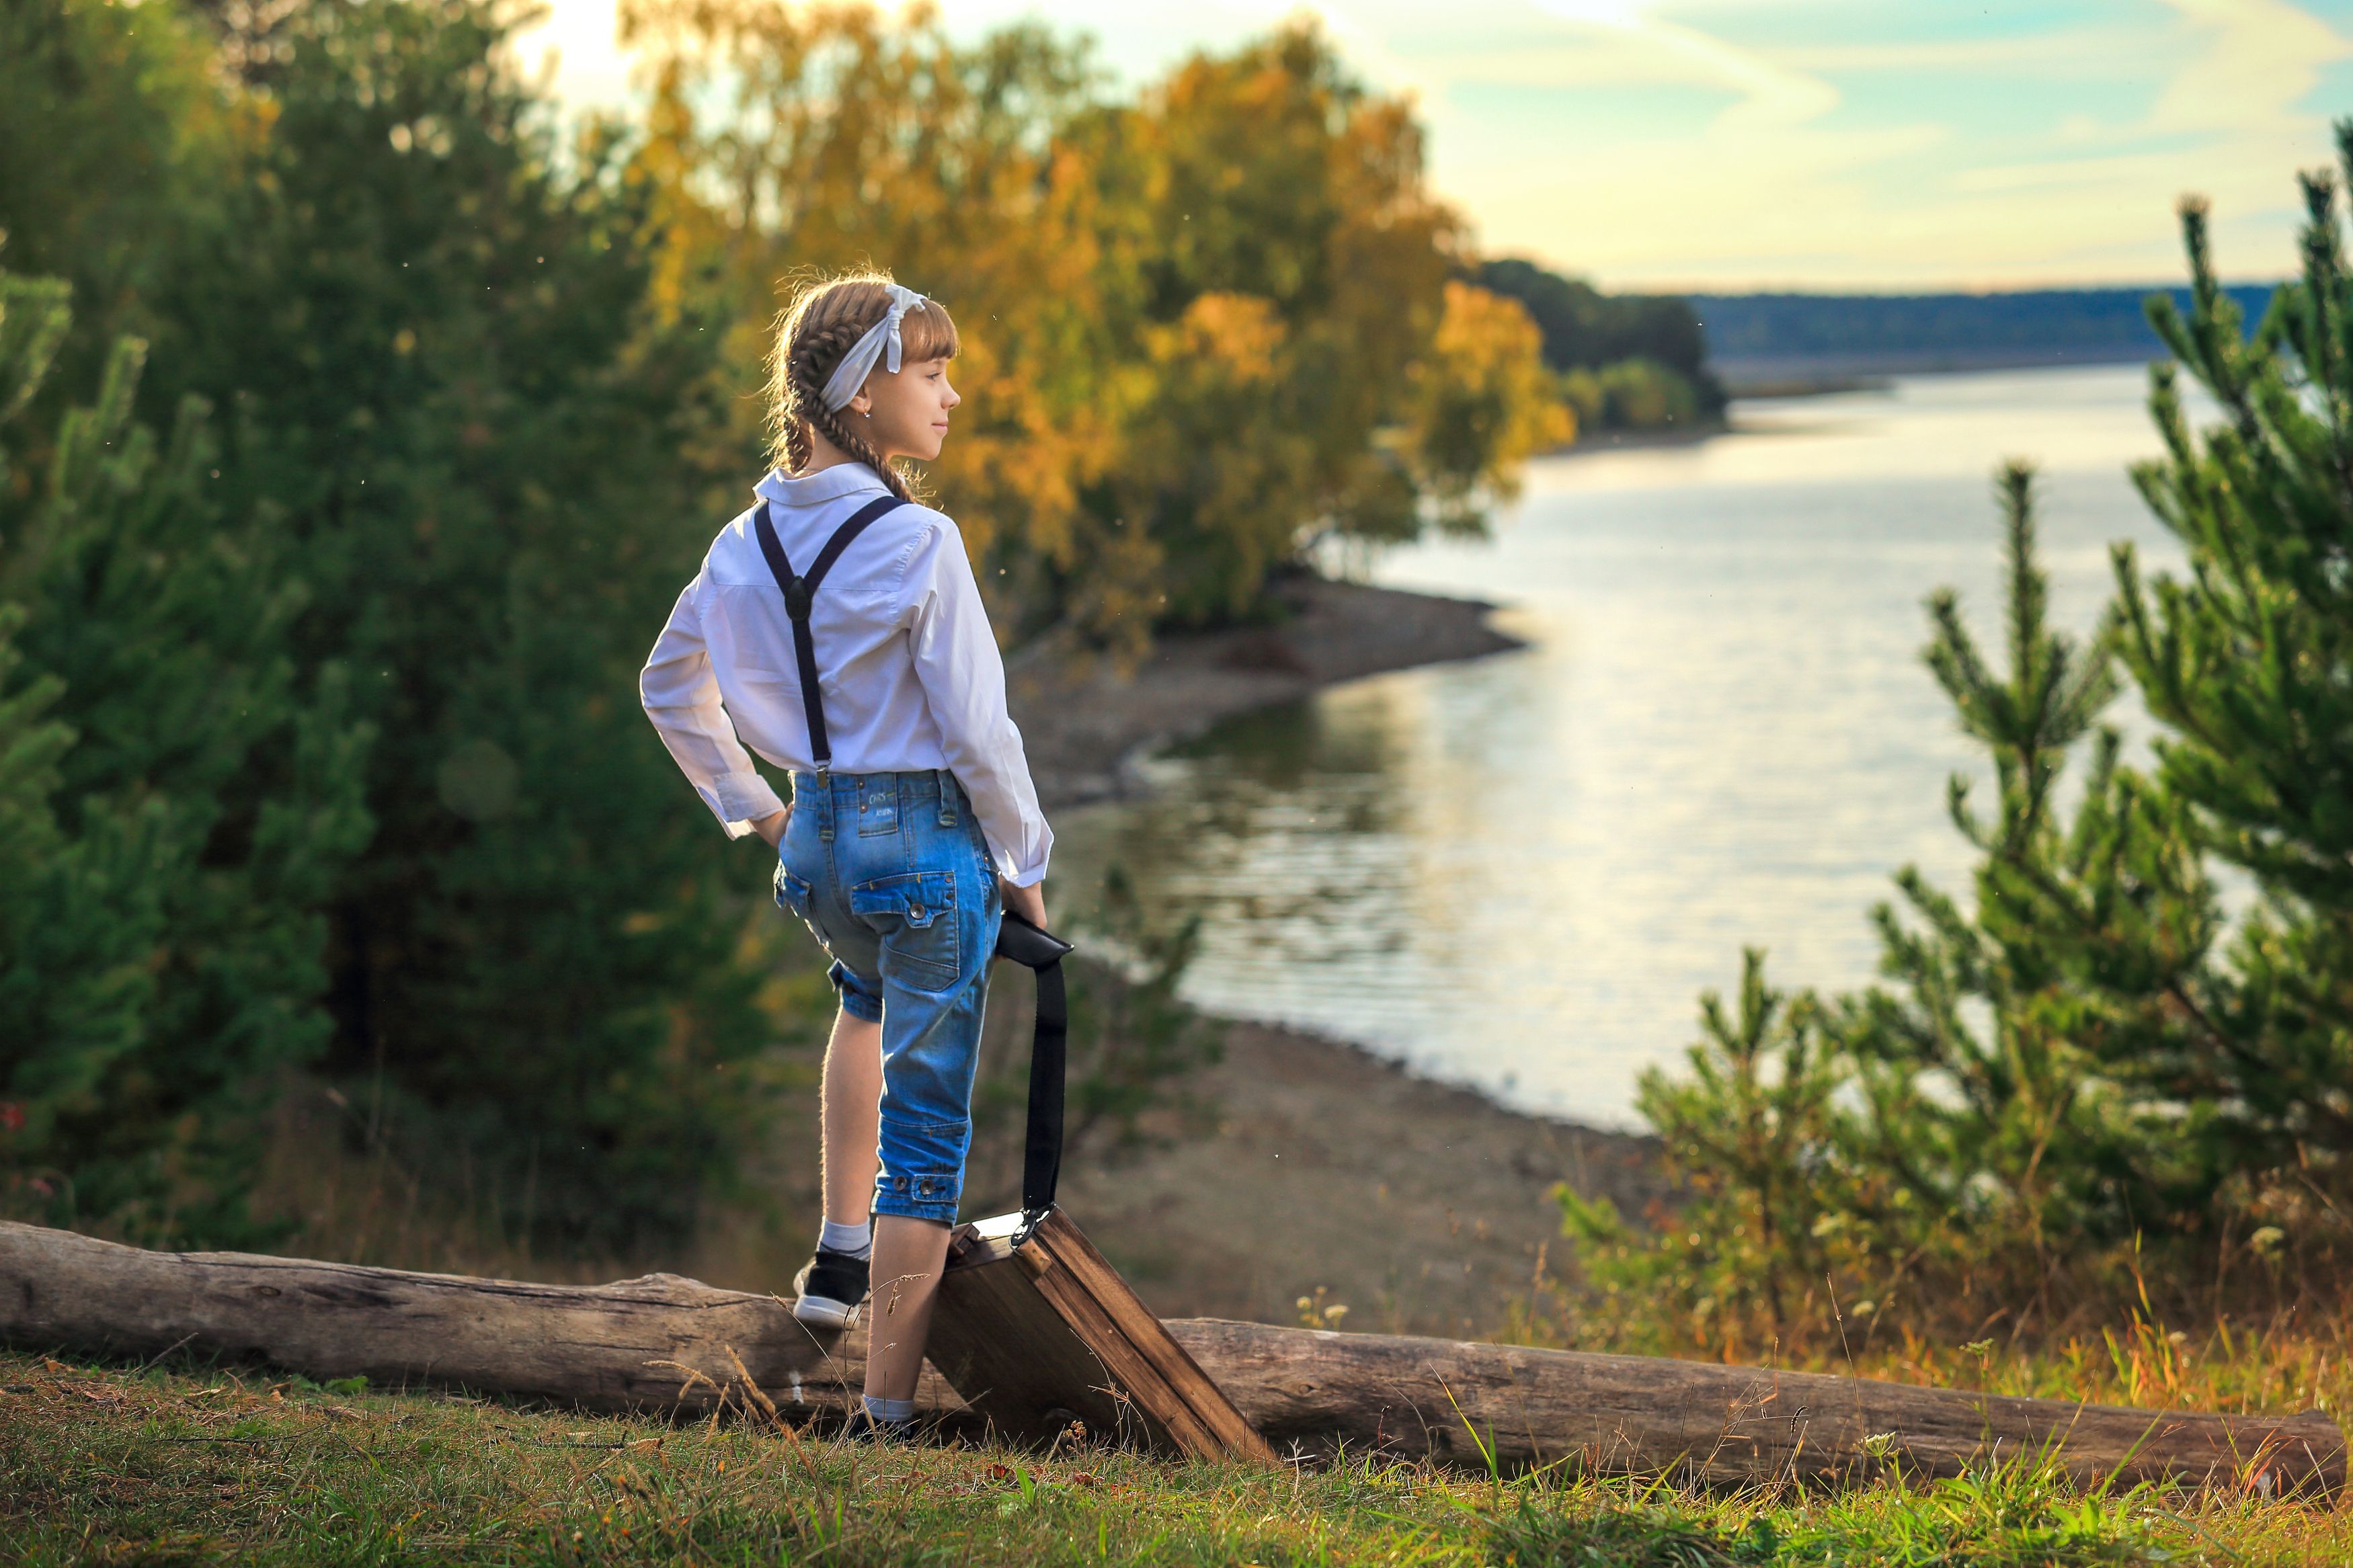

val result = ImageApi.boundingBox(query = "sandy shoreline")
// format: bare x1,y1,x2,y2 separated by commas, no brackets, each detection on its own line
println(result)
1006,572,1527,812
990,575,1667,1334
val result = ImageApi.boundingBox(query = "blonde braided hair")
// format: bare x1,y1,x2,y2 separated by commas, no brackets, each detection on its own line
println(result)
767,272,959,505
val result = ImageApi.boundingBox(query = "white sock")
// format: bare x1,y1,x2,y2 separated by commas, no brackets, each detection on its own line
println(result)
819,1219,872,1260
862,1395,916,1425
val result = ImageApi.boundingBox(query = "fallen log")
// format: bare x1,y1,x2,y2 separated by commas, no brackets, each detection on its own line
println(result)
0,1219,909,1419
3,1222,2338,1493
1176,1319,2343,1495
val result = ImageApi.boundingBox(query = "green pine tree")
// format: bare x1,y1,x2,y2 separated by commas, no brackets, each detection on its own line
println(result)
1556,948,1853,1352
0,0,233,405
1561,466,2225,1348
0,265,374,1245
1834,466,2219,1302
155,0,775,1252
2114,124,2353,1184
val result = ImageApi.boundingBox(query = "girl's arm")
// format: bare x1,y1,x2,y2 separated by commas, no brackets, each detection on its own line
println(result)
904,519,1053,891
639,573,789,839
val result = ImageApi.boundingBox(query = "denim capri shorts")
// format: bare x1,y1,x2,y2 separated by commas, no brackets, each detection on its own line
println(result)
772,768,1002,1224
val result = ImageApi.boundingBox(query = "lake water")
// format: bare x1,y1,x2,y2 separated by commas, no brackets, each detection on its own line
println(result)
1050,364,2200,1128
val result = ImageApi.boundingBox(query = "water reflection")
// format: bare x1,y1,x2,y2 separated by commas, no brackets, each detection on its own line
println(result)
1051,365,2200,1127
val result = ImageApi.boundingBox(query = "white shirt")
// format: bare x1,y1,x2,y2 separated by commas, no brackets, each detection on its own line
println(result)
639,463,1052,887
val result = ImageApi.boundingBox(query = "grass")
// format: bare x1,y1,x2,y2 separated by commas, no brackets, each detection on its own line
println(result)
1498,1303,2353,1430
7,1347,2351,1566
1501,1237,2353,1426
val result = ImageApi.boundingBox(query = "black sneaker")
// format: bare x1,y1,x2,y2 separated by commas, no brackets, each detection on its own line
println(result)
791,1247,869,1328
840,1409,917,1446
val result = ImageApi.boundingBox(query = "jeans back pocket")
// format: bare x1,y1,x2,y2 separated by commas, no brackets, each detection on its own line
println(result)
848,870,960,991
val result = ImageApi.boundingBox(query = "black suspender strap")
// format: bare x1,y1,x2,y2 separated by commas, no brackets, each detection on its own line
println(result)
751,493,906,772
994,912,1075,1230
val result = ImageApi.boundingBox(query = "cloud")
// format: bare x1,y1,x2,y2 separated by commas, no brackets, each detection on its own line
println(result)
1525,0,1839,126
1413,0,2353,286
509,0,2353,289
2149,0,2348,135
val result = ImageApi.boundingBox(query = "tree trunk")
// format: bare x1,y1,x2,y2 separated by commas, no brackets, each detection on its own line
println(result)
0,1219,908,1418
3,1223,2337,1493
1169,1319,2341,1495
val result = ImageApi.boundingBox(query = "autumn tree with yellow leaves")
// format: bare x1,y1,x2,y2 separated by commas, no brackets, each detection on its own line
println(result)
623,3,1566,643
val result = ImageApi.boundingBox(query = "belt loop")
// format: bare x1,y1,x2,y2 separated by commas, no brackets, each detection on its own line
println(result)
936,768,957,826
815,773,836,843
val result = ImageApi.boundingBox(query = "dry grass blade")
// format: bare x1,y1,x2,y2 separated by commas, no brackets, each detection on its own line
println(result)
722,1342,820,1479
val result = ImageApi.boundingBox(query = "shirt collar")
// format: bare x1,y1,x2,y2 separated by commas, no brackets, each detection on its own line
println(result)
754,463,890,508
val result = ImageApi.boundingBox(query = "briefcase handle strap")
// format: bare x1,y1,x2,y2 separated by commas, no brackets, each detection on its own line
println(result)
996,911,1073,1235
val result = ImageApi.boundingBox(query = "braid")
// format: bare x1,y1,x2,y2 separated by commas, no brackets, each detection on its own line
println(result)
809,400,916,505
780,413,813,475
767,276,930,506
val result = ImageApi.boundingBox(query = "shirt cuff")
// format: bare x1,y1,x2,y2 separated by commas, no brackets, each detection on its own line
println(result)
994,832,1051,887
713,770,787,835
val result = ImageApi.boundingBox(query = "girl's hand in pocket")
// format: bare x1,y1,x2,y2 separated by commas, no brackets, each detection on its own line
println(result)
753,807,790,850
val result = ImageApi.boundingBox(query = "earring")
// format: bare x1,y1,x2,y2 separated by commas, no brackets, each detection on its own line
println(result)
861,409,871,418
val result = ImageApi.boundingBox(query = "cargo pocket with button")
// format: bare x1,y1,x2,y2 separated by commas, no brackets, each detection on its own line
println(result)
849,870,960,991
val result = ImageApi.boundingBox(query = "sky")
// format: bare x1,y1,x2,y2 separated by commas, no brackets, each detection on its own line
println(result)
512,0,2353,292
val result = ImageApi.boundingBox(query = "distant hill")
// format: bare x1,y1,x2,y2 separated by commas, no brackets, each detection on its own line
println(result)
1687,285,2281,390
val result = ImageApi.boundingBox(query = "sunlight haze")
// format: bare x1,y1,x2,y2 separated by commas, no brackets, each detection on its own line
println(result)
514,0,2352,291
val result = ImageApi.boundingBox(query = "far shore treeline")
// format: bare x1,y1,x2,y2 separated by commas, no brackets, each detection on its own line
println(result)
1693,284,2280,377
0,0,1706,1255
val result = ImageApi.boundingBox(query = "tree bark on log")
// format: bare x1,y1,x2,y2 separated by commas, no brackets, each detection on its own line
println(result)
3,1223,2338,1493
1170,1319,2342,1495
0,1221,911,1419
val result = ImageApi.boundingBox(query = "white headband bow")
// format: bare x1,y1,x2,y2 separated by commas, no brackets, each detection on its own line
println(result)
820,284,932,412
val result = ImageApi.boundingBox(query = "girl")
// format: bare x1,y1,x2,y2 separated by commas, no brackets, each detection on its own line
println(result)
640,274,1052,1437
